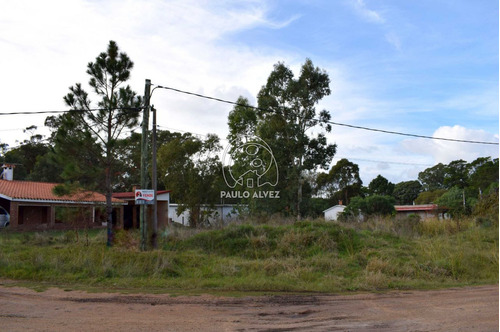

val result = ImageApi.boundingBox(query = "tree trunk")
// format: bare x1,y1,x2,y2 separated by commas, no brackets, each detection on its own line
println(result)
106,165,113,247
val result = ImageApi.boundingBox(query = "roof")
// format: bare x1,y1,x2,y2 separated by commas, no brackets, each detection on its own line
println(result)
0,179,124,204
395,204,439,212
323,205,346,213
112,190,171,200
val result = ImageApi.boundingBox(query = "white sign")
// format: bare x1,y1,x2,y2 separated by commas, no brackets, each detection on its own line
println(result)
135,189,155,205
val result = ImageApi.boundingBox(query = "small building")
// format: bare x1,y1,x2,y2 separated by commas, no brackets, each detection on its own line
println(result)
394,204,447,220
112,190,171,230
323,203,346,221
0,179,125,230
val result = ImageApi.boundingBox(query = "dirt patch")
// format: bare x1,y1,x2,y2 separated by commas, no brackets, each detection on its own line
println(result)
0,284,497,331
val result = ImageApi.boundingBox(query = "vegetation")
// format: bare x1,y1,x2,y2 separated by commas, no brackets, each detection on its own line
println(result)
44,41,143,246
343,195,396,218
316,158,363,205
0,217,497,293
227,59,336,218
157,133,223,227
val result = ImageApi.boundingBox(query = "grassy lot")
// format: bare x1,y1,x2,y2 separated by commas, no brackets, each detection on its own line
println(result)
0,217,497,294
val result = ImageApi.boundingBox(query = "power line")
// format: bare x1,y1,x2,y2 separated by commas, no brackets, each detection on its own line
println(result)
0,107,143,116
154,84,499,146
334,157,433,167
155,125,430,167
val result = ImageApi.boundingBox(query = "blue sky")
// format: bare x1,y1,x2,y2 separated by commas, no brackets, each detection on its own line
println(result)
0,0,498,185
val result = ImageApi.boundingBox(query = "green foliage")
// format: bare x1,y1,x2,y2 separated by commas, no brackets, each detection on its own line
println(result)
393,180,422,205
444,159,469,189
418,163,446,191
473,191,499,224
368,175,395,196
51,40,142,191
3,126,51,181
344,195,395,218
436,186,476,217
468,157,499,193
228,59,336,217
46,41,142,245
317,158,362,205
158,133,223,227
415,189,447,204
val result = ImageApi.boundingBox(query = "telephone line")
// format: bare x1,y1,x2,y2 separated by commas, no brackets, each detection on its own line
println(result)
153,85,499,146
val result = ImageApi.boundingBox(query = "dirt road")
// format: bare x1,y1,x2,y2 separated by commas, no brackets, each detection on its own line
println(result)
0,284,497,331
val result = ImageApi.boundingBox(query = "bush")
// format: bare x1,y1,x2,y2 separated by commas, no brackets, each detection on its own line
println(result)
343,195,395,219
394,214,421,236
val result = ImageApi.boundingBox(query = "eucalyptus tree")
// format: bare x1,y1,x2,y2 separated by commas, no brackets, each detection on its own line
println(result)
228,59,336,218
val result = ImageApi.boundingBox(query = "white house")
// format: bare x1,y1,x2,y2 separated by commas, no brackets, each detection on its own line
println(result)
168,204,241,226
323,202,346,221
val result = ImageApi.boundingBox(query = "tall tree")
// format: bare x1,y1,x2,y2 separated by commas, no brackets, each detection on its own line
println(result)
228,59,336,218
443,159,470,189
392,180,422,205
418,163,446,191
51,41,142,245
368,175,395,196
317,158,362,205
468,157,499,194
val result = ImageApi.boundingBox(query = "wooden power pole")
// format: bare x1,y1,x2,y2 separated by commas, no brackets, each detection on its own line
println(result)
140,79,151,251
151,105,158,249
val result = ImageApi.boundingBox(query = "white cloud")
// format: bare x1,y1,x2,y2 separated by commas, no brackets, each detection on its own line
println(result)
0,0,298,147
401,125,499,164
351,0,385,24
385,32,402,51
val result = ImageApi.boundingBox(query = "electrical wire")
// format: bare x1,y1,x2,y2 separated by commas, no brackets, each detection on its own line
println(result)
334,157,433,167
0,107,143,116
153,85,499,146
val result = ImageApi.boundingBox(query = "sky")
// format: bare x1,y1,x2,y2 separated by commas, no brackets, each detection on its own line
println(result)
0,0,498,185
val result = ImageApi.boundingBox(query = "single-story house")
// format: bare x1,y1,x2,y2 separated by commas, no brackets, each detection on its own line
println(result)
112,190,170,230
323,203,346,221
0,179,126,230
394,204,447,220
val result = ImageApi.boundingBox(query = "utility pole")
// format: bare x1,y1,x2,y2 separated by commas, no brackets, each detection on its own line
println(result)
140,79,151,251
151,105,158,249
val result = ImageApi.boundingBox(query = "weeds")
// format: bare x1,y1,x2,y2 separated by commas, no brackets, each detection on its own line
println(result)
0,218,497,293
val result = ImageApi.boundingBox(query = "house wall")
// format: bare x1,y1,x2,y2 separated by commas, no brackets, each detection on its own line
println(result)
8,201,124,230
168,204,240,226
395,210,435,220
19,206,50,226
324,206,345,221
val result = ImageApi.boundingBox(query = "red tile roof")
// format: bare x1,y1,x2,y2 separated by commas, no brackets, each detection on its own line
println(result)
395,204,439,212
0,180,124,204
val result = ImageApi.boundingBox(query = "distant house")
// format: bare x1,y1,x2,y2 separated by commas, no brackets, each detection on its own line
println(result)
0,178,126,230
323,202,346,221
394,204,447,220
112,190,171,230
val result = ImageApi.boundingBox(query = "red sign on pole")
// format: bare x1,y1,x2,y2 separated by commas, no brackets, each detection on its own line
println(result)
135,190,155,205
